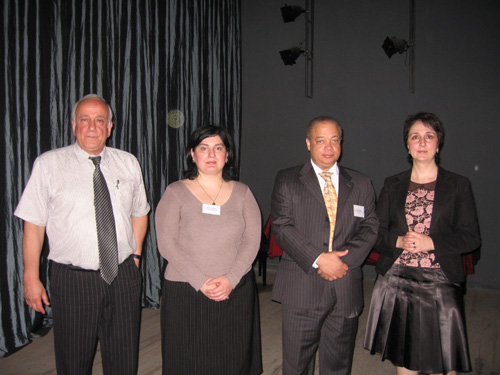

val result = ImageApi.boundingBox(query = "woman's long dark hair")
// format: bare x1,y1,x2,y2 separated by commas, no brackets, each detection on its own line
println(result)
184,125,236,181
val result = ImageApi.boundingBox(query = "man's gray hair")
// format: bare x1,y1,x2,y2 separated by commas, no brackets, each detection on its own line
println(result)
71,94,113,127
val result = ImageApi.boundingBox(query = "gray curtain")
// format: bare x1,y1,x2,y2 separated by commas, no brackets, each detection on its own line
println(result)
1,0,241,357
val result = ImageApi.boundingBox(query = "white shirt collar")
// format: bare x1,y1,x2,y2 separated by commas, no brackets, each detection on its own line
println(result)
310,160,338,176
73,143,107,163
310,160,340,194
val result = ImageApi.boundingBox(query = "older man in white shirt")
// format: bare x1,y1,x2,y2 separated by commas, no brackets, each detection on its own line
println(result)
15,94,150,375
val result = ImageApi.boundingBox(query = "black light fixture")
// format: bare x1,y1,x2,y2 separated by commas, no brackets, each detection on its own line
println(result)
381,0,415,92
382,37,409,58
279,1,314,98
279,47,305,65
281,5,306,23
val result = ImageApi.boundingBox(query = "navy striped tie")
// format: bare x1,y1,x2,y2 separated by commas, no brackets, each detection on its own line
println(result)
90,156,118,284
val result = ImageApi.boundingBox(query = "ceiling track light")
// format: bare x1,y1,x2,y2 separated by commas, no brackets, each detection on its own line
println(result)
382,37,409,58
281,5,306,23
279,47,305,65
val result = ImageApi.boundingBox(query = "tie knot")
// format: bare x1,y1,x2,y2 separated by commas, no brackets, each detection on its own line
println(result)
320,172,333,182
90,156,101,167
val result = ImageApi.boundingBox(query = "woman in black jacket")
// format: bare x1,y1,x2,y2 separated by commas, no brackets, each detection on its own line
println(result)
364,113,481,375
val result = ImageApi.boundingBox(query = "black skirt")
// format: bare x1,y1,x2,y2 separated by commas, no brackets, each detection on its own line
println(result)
161,270,262,375
364,264,471,374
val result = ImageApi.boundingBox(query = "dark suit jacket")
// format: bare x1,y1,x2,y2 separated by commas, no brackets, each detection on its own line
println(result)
270,162,378,317
375,167,481,283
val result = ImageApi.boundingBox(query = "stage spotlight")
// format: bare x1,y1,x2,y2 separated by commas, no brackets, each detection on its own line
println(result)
279,47,305,65
281,5,306,23
382,36,409,58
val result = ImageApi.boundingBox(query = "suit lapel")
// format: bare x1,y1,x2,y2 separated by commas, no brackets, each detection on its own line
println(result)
337,167,353,216
299,162,325,207
431,167,452,232
394,170,412,232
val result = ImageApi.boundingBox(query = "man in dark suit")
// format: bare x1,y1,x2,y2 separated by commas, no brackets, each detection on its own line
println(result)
271,116,379,375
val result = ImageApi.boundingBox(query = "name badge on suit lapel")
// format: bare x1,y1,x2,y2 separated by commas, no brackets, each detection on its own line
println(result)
353,204,365,218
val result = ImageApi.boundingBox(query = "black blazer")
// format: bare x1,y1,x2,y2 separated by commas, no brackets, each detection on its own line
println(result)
375,167,481,283
271,162,378,316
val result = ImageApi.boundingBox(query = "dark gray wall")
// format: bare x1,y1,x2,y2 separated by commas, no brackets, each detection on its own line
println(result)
240,0,500,291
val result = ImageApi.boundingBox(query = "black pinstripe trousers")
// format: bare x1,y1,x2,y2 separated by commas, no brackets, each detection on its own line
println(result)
281,283,359,375
50,256,142,375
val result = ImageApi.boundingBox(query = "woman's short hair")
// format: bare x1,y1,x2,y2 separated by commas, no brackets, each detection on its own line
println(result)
403,112,445,164
184,125,236,181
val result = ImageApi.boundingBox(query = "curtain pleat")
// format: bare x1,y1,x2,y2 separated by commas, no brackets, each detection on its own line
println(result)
0,0,241,357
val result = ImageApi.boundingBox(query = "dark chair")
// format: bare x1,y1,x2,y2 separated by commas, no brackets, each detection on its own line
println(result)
257,231,269,287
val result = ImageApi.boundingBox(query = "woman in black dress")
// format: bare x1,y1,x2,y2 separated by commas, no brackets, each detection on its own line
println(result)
364,113,481,375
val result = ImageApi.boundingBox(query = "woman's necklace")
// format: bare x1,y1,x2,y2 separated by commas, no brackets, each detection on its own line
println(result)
196,178,224,205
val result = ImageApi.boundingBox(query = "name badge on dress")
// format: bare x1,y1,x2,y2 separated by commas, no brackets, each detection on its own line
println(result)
353,204,365,218
202,203,221,215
